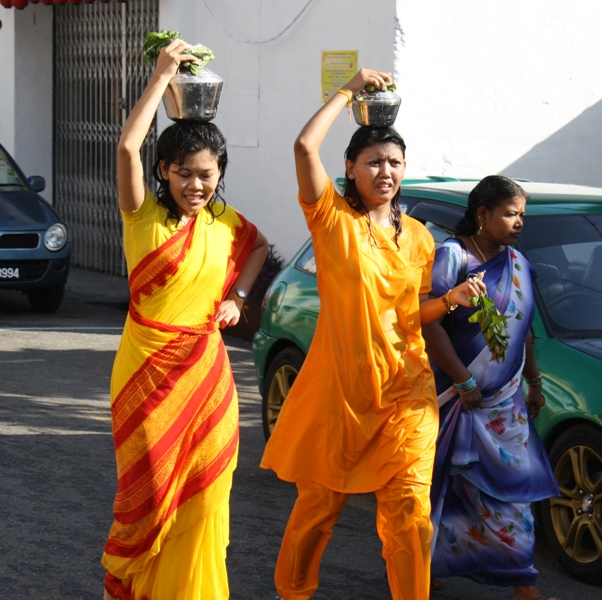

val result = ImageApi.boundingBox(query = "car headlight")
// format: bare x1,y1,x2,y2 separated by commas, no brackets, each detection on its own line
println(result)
44,223,68,251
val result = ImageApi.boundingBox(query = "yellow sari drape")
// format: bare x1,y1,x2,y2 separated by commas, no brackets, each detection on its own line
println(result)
102,192,256,600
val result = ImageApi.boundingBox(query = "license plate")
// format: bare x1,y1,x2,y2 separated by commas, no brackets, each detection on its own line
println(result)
0,267,19,280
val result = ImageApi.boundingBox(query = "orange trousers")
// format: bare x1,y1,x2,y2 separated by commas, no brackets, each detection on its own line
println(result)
274,477,433,600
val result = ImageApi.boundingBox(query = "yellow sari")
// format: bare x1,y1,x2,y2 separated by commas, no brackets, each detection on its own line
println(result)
102,191,256,600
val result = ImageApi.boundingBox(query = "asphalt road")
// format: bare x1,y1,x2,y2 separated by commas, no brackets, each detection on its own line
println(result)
0,267,600,599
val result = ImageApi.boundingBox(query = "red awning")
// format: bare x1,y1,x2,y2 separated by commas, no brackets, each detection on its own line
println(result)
1,0,126,8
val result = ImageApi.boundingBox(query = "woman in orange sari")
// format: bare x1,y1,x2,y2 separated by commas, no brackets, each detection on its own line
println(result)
261,68,485,600
102,39,268,600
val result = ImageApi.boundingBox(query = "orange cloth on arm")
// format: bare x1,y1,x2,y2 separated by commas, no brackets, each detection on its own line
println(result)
102,191,257,600
261,179,438,493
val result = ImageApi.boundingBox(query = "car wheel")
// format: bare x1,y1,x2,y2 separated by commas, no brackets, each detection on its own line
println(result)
540,425,602,584
262,347,305,441
27,285,65,313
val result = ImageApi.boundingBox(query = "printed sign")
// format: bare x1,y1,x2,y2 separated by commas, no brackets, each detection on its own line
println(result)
321,51,358,104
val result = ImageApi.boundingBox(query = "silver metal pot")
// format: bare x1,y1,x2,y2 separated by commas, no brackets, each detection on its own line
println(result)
352,91,401,127
162,68,224,121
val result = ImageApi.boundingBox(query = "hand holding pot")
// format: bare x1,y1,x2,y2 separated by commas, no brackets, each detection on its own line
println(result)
340,68,393,97
153,38,197,81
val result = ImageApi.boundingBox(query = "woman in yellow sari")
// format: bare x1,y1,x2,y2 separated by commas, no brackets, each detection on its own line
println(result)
102,39,268,600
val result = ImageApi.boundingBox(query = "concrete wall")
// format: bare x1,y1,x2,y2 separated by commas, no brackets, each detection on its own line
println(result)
394,0,602,186
0,5,53,202
159,0,602,261
15,6,53,202
0,8,16,155
2,1,601,258
159,0,396,260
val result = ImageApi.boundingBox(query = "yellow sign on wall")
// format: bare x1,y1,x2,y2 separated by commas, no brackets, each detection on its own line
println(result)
321,51,358,104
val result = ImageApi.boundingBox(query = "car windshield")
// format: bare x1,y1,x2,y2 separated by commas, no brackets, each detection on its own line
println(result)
0,148,28,191
521,214,602,337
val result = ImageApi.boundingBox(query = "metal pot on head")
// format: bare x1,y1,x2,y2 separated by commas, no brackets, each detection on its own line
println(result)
162,68,224,121
352,90,401,127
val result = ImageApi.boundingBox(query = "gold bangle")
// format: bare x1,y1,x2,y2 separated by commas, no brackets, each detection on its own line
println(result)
444,289,458,313
525,374,543,386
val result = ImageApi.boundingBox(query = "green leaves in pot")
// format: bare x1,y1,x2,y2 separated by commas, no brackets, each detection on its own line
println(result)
143,30,215,76
362,83,397,93
468,293,510,363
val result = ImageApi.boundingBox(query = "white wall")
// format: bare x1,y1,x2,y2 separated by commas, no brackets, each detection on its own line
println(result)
4,1,600,259
15,6,53,202
394,0,602,186
159,0,396,260
0,8,16,155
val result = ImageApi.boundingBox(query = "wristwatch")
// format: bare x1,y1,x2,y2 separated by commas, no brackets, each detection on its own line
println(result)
231,288,248,302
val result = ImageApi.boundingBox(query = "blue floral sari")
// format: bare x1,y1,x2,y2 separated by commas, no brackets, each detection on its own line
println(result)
429,240,558,587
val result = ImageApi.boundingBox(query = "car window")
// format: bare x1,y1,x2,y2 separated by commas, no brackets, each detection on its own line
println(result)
295,243,316,276
423,221,453,246
406,200,461,247
521,214,602,335
0,148,27,190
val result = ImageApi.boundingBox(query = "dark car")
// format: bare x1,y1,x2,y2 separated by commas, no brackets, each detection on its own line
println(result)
253,177,602,584
0,143,70,312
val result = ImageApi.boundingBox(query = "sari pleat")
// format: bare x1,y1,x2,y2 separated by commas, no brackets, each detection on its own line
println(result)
102,194,256,600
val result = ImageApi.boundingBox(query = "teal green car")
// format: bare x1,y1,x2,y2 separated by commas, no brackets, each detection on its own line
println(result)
252,178,602,584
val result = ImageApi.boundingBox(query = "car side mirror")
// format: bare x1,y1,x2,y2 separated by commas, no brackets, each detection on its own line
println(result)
27,175,46,193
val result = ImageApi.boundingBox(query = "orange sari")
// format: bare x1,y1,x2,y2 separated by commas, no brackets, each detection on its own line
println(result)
102,193,256,600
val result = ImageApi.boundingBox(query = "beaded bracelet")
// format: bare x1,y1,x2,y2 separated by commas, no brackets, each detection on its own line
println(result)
455,374,477,394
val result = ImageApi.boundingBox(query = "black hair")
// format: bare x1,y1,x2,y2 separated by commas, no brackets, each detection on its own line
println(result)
343,126,406,247
455,175,528,236
152,120,228,224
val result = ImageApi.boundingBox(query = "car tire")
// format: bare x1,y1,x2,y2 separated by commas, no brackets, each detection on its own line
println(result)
262,346,305,441
540,424,602,584
27,284,65,313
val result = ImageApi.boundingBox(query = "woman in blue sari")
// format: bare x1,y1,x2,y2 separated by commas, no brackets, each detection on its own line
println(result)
423,176,559,600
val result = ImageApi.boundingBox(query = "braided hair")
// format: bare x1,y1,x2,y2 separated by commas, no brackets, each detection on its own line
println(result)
343,126,406,248
455,175,528,236
152,121,228,225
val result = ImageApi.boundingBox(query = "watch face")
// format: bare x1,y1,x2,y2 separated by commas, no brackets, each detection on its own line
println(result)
235,289,247,299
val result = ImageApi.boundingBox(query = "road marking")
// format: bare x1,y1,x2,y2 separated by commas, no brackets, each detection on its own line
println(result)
0,358,45,363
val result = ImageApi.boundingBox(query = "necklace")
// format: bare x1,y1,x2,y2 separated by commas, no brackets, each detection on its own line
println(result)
471,235,488,263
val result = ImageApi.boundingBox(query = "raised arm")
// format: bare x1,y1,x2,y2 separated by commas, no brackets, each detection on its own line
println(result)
294,69,392,205
117,39,195,212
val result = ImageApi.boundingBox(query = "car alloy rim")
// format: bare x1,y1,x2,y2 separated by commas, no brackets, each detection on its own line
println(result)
550,443,602,564
266,364,298,434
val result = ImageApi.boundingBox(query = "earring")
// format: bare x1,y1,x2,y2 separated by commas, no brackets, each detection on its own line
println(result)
477,222,483,235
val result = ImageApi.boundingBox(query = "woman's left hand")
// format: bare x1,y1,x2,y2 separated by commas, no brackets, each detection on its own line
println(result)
450,273,487,307
215,298,242,329
527,384,545,420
